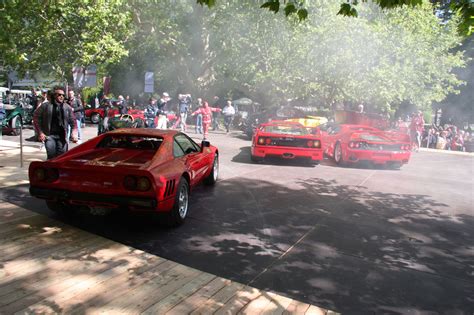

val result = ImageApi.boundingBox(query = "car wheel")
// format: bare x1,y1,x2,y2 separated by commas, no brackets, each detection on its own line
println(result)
45,201,76,217
334,142,344,165
204,155,219,185
166,178,189,227
307,158,320,166
11,115,22,136
90,113,100,124
251,155,263,162
388,162,402,170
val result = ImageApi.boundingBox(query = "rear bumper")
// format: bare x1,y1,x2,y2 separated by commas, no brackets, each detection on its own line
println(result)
29,186,163,212
252,145,323,161
345,149,410,164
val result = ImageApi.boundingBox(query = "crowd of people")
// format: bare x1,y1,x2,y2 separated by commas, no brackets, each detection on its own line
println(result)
395,111,472,152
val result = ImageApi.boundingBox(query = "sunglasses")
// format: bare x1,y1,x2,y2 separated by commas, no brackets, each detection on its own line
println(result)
55,93,65,97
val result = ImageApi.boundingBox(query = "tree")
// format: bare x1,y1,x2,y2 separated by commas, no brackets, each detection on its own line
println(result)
198,0,474,36
0,0,131,80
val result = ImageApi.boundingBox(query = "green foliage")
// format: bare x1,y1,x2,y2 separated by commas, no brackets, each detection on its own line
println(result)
0,0,131,80
197,0,473,36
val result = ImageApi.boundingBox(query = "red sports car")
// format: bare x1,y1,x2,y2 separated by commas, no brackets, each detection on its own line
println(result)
251,120,323,164
85,106,145,124
321,123,411,168
29,129,219,226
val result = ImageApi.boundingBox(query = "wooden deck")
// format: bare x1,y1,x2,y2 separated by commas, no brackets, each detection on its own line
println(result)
0,202,337,315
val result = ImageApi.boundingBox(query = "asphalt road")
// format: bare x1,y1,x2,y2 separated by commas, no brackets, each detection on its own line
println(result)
2,124,473,314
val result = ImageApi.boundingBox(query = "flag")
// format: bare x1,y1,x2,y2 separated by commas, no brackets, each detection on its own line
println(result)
84,65,97,87
72,66,85,88
144,72,154,93
103,76,111,95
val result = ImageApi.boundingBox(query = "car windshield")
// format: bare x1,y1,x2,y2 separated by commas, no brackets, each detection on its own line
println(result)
262,125,309,135
97,135,163,151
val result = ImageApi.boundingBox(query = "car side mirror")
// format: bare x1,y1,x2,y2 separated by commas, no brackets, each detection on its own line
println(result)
201,140,210,152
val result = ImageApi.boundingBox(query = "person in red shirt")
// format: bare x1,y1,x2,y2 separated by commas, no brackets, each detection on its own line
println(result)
191,101,221,139
409,111,425,151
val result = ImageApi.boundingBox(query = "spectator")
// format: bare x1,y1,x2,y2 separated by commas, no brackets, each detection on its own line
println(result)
33,86,77,160
222,100,236,133
144,97,158,128
192,100,221,139
211,95,222,131
195,98,203,134
117,95,128,114
156,92,170,129
451,130,465,151
409,111,424,152
67,90,84,143
177,93,191,132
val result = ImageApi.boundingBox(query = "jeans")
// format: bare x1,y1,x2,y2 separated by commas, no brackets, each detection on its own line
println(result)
45,135,68,160
224,115,233,132
179,112,187,132
67,119,82,141
195,114,203,134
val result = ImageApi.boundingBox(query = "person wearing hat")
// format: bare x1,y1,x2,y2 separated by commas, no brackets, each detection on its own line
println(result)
156,92,170,129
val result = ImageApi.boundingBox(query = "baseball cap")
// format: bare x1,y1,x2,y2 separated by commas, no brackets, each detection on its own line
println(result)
163,92,170,97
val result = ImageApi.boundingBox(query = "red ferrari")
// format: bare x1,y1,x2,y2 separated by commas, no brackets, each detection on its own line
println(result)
321,123,411,168
85,106,145,124
251,120,323,165
29,129,219,226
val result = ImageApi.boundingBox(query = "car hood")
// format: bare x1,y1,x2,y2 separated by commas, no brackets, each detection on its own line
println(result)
65,148,156,169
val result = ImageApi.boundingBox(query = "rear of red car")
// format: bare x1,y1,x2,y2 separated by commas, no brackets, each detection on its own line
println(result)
343,132,411,167
29,134,176,214
251,122,323,163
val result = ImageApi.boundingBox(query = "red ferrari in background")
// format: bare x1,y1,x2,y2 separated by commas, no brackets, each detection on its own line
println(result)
85,106,145,124
29,129,219,226
251,120,323,165
321,123,411,169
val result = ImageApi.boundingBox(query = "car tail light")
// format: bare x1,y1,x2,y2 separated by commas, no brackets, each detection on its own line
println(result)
47,168,59,181
137,177,151,191
34,168,46,181
33,168,59,182
123,175,137,190
349,141,362,149
313,140,321,148
401,144,410,151
265,138,272,145
257,137,265,145
307,140,314,147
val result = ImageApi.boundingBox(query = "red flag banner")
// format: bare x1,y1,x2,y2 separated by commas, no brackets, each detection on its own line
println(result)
103,76,111,96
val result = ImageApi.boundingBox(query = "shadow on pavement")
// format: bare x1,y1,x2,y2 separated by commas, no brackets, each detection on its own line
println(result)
1,177,473,314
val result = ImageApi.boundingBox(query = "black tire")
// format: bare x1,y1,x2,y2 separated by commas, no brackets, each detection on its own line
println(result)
334,142,344,165
387,162,402,170
91,113,100,124
307,159,320,166
10,115,22,136
251,155,263,162
166,178,189,227
204,155,219,185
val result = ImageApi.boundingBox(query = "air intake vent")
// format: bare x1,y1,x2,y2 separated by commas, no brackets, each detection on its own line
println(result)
164,179,176,197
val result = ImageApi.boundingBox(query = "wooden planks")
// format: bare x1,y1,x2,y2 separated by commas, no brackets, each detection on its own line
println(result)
0,202,337,315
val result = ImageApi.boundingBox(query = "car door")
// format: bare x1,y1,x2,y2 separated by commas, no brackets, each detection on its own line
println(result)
174,134,208,186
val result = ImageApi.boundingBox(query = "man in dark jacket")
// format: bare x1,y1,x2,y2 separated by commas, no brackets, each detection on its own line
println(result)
33,86,77,160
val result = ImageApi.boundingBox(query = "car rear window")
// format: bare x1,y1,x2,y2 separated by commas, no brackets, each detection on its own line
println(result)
262,125,309,135
97,135,163,151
